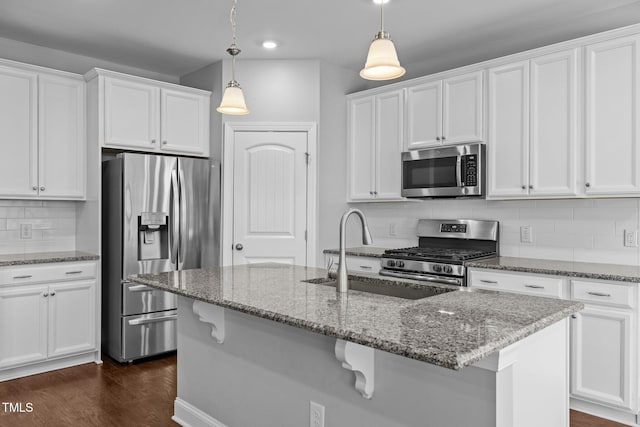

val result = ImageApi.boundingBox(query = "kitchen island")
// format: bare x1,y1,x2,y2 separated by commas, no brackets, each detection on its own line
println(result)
130,263,583,427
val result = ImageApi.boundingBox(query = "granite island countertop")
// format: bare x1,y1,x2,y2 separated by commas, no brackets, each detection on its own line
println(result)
0,250,99,267
129,263,582,370
466,256,640,283
322,247,389,258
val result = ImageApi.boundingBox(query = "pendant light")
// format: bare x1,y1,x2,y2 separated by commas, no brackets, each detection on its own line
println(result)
217,0,250,115
360,0,406,81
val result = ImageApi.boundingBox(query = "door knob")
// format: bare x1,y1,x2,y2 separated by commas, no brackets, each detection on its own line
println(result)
235,243,244,251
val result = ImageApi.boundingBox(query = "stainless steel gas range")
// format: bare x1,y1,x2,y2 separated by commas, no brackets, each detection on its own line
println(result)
380,219,499,286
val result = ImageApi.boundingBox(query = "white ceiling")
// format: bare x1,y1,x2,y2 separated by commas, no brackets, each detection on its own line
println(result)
0,0,639,78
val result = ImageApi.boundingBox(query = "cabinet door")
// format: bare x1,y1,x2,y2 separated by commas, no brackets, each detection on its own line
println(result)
405,80,442,149
529,49,579,197
488,61,530,198
348,97,375,201
103,77,160,150
442,71,483,145
38,74,86,199
48,280,96,358
0,285,48,368
585,35,640,195
0,66,38,198
375,90,404,200
160,89,209,156
571,305,635,411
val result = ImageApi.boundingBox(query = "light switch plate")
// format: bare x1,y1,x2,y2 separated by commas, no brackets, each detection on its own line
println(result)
20,223,32,239
520,226,533,244
624,230,638,247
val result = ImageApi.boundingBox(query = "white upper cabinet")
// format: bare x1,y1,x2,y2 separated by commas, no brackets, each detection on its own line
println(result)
38,74,86,199
0,66,38,198
348,89,404,202
104,77,160,151
488,49,579,199
406,71,482,150
89,69,211,158
160,88,209,155
488,61,530,198
0,62,85,200
585,35,640,195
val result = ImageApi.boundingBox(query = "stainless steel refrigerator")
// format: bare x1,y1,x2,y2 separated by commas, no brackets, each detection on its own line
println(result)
102,153,220,362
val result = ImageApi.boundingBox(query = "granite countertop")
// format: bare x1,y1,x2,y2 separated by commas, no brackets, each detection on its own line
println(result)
466,256,640,283
129,263,582,370
323,247,389,258
0,251,99,267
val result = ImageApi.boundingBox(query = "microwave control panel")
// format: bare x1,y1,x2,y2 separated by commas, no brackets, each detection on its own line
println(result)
462,154,478,187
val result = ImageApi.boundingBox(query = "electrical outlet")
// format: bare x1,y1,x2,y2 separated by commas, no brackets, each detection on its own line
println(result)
309,401,325,427
520,226,533,244
20,223,32,239
624,229,638,247
389,223,397,237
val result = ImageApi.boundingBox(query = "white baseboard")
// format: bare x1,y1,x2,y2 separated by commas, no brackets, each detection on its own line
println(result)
571,398,639,426
0,352,98,382
172,398,227,427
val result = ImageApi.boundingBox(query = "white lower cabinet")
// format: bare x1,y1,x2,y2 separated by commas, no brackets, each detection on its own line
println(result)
468,268,639,419
0,262,98,378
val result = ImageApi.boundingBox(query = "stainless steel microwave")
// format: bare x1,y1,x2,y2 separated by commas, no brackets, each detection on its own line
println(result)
401,143,486,198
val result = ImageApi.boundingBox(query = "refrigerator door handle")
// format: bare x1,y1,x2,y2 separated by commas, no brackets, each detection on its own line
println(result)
171,169,179,266
178,167,187,270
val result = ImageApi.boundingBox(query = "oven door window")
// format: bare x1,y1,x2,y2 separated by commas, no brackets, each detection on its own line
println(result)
403,157,458,188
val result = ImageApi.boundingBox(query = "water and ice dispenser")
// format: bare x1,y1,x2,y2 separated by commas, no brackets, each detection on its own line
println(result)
138,212,169,260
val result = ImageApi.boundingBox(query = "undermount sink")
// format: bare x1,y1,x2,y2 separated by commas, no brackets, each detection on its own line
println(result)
303,276,454,300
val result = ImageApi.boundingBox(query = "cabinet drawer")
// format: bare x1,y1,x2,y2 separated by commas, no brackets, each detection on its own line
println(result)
469,269,566,298
325,254,381,274
571,280,636,309
0,262,97,286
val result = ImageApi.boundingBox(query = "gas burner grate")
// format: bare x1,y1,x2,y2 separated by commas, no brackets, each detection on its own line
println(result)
384,247,496,261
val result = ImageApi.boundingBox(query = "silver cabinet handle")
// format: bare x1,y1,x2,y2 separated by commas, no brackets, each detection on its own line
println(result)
162,141,168,145
128,315,178,326
524,284,544,289
65,271,83,275
587,291,611,297
40,186,45,191
480,279,498,284
235,243,244,251
359,265,373,270
128,284,155,292
379,270,463,286
585,182,591,188
151,139,156,144
13,275,32,279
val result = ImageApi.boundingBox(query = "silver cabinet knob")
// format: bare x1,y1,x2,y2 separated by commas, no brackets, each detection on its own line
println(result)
235,243,243,251
373,191,378,195
32,186,37,191
585,182,591,188
529,185,533,189
162,141,168,145
50,291,55,296
521,185,526,190
43,292,49,297
436,137,441,141
571,315,577,319
369,191,373,195
151,139,156,144
40,186,45,191
442,136,446,140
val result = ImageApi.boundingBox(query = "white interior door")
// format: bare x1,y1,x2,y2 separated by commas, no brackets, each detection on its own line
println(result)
232,131,308,266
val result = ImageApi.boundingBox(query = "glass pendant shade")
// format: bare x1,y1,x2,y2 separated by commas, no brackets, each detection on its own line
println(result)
360,34,406,81
217,82,250,115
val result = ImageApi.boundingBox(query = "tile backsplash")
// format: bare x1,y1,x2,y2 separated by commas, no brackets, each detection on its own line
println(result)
0,200,76,254
357,198,640,266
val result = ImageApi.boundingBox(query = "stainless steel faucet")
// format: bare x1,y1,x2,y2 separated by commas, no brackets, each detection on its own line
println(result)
337,208,373,293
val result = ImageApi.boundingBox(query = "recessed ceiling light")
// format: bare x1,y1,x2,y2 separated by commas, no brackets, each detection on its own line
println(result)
372,0,390,4
262,40,278,49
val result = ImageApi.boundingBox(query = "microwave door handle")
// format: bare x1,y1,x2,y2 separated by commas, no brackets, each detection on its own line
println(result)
456,157,463,187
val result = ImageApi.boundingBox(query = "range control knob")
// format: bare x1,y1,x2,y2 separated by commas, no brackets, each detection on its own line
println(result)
397,261,405,268
443,265,453,274
387,260,396,267
432,265,442,273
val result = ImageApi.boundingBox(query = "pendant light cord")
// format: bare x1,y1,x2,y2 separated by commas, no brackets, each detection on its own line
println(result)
380,1,384,32
229,0,238,82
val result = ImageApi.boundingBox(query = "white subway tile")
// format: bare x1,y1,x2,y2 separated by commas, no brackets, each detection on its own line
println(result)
487,200,536,208
519,208,573,220
6,218,55,230
519,246,574,262
0,219,6,230
23,239,75,253
574,248,638,265
593,198,640,208
535,199,593,208
471,208,518,220
24,207,76,219
0,241,25,254
555,220,615,235
0,200,42,207
574,207,637,221
0,207,25,218
498,244,520,257
535,232,593,249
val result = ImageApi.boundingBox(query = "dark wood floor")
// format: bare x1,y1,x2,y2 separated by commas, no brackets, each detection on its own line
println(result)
0,355,630,426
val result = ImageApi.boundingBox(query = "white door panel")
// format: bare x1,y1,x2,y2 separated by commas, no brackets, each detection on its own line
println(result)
233,132,308,266
48,280,96,358
375,90,404,200
160,89,208,156
443,71,483,144
348,97,375,200
406,80,441,149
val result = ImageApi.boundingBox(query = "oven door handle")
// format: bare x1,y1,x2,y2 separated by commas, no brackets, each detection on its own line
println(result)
456,156,463,187
379,270,463,286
